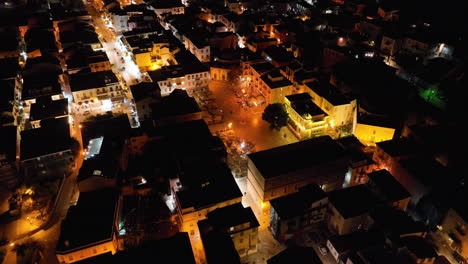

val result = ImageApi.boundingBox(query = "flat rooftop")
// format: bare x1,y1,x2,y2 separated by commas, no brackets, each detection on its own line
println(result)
328,185,378,219
248,136,346,179
270,184,327,219
20,117,71,160
56,188,119,253
29,98,68,121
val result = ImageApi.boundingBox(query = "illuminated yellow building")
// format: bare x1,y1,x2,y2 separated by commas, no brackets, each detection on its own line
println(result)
284,93,331,140
259,70,294,104
354,123,395,146
302,81,357,137
123,35,173,72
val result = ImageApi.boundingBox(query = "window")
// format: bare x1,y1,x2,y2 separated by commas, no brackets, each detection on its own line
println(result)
69,256,74,261
239,239,244,243
93,248,97,254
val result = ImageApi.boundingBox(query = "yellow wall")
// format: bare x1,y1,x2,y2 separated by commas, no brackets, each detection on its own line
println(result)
354,123,395,146
56,240,117,263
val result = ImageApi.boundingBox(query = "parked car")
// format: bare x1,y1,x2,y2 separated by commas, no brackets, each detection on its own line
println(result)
319,244,328,255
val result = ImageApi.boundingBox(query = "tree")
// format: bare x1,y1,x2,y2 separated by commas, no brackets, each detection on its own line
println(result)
262,103,289,130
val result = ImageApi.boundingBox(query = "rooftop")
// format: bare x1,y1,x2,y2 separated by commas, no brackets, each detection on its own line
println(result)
400,236,438,259
0,79,15,112
304,80,350,106
20,117,71,160
130,82,161,102
328,185,378,219
248,136,346,179
56,188,119,253
370,206,427,237
251,62,275,74
74,233,195,264
270,184,327,219
0,57,20,80
261,70,293,89
367,169,411,202
198,228,241,264
176,161,242,210
22,72,62,100
81,115,131,149
327,230,385,254
398,157,448,187
206,203,259,232
376,138,421,157
29,98,69,121
152,89,201,121
286,93,327,119
70,71,118,92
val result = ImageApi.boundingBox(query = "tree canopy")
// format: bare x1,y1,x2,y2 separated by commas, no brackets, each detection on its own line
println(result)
262,103,289,130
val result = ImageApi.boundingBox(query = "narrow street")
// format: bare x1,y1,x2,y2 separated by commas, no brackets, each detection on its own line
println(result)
235,177,286,264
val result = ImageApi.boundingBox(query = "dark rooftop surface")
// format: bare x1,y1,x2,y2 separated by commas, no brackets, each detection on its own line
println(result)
398,157,448,187
268,246,323,264
70,71,118,92
376,138,421,157
74,233,195,264
78,136,123,182
0,79,15,112
56,188,119,252
20,117,71,160
270,184,327,219
206,203,259,231
176,161,242,210
29,98,69,121
336,135,365,149
25,28,58,53
152,119,225,160
251,62,275,74
328,185,378,219
328,231,385,254
198,229,241,264
130,82,161,102
367,169,411,202
248,136,346,179
0,126,17,161
304,80,350,106
370,206,427,236
355,246,414,264
0,57,20,80
0,30,19,52
21,72,62,100
152,89,201,120
261,70,293,89
400,236,438,259
286,93,327,119
81,115,131,149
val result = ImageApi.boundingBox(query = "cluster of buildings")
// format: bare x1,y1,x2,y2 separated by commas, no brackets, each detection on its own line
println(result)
0,0,464,263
